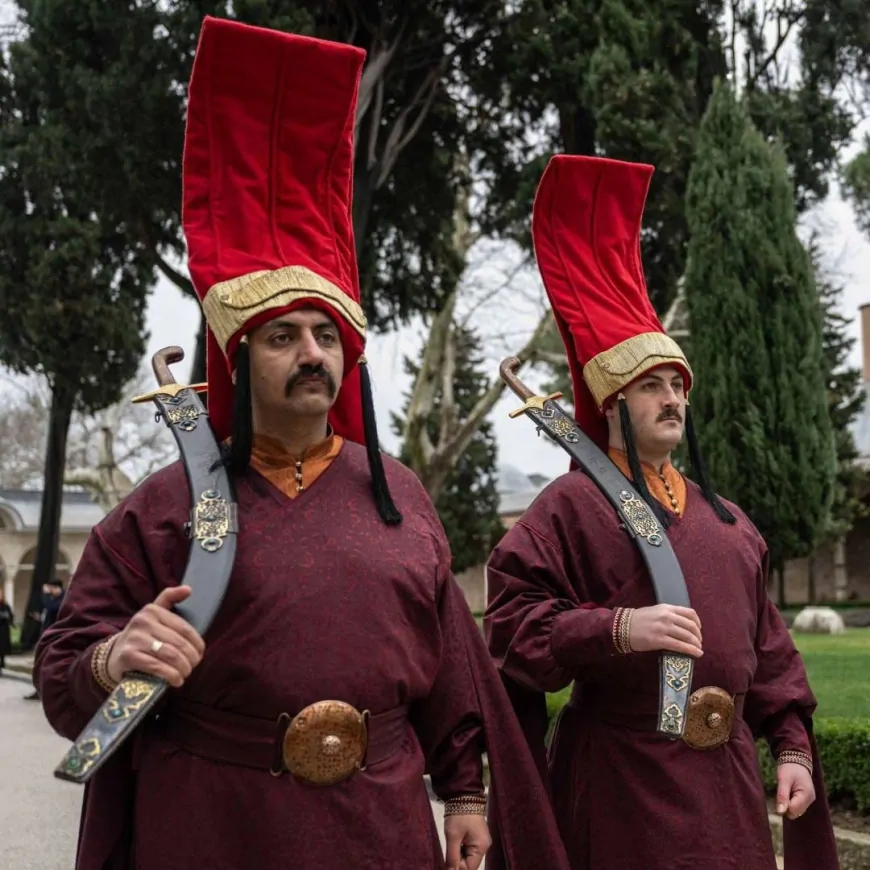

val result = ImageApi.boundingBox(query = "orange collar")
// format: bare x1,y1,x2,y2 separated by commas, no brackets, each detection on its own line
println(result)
251,429,339,468
608,447,687,517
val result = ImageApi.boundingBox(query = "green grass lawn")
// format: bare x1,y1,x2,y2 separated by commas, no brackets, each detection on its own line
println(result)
545,629,870,722
793,629,870,720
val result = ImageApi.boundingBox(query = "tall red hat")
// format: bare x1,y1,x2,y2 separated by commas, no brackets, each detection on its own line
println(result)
531,155,693,450
182,16,367,444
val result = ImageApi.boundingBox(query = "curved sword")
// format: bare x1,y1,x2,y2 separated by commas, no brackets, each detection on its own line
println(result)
54,347,239,783
499,356,695,737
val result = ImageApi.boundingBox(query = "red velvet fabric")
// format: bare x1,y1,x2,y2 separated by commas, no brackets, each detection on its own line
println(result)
182,16,366,443
531,155,692,448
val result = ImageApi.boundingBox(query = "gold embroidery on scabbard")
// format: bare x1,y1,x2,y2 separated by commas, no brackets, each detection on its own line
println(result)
62,736,102,778
202,265,367,352
664,655,692,692
193,489,234,552
660,702,684,735
618,490,663,546
102,677,161,724
165,406,202,431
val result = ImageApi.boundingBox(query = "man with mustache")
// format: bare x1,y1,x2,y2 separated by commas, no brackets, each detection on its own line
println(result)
484,155,838,870
33,18,571,870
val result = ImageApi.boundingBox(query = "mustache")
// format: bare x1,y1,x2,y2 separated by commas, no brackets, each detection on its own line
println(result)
656,408,683,423
285,364,337,397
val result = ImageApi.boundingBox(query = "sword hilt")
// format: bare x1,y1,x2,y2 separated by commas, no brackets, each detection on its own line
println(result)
131,346,207,404
152,345,185,386
499,356,563,418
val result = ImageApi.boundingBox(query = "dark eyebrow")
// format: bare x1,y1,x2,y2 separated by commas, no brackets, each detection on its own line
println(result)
267,318,335,331
640,372,684,386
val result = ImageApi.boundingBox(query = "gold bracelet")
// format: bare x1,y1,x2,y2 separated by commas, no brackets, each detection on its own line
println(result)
621,608,634,653
444,795,487,817
613,607,634,655
777,750,813,776
612,608,625,653
91,635,120,694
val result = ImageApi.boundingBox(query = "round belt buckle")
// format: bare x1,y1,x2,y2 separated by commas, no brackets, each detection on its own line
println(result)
282,700,369,786
681,687,734,750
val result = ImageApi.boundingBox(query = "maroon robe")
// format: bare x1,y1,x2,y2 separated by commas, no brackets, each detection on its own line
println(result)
35,442,570,870
485,470,840,870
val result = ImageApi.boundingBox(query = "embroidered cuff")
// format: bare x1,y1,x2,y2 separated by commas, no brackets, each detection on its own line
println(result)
90,634,120,695
612,607,635,655
444,794,487,816
777,750,813,776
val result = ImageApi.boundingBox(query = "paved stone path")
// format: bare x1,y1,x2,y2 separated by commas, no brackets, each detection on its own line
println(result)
0,675,83,870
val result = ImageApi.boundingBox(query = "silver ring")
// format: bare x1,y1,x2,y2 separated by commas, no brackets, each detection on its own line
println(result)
150,639,164,654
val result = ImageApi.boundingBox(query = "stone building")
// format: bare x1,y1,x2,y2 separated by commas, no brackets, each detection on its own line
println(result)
0,489,104,623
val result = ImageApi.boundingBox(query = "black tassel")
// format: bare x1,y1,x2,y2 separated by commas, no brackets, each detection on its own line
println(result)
212,341,253,475
685,405,736,524
618,396,672,529
359,360,402,526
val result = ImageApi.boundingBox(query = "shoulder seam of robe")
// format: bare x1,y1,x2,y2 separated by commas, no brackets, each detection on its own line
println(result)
93,524,151,584
515,518,564,555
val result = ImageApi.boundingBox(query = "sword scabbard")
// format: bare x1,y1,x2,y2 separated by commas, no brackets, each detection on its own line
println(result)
54,347,238,785
498,357,695,736
54,672,167,783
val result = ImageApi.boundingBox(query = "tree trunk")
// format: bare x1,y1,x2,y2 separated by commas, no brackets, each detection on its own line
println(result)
20,384,74,651
807,553,817,605
833,536,848,602
559,104,597,156
352,165,376,261
776,566,786,610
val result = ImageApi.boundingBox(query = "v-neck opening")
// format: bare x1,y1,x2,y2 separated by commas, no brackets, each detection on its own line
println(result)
245,438,348,508
662,484,701,538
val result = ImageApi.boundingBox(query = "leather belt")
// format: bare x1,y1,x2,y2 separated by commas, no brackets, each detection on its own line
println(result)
569,689,745,751
159,698,410,784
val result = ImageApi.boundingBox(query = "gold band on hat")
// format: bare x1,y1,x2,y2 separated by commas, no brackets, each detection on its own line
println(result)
583,331,692,408
202,265,367,353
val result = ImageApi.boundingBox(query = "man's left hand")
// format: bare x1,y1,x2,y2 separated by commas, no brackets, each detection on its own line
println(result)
776,762,816,820
444,813,491,870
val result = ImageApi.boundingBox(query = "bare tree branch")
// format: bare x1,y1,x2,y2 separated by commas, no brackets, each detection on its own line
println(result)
419,309,554,499
375,62,445,188
0,366,175,496
402,292,457,471
457,252,533,327
535,349,570,367
355,29,404,129
155,252,193,296
747,7,805,88
729,0,740,90
437,320,458,447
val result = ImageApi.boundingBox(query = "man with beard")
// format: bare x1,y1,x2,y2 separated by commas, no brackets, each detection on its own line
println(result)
33,17,570,870
484,155,839,870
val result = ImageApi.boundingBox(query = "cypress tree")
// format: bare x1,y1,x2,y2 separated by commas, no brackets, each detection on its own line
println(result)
684,79,836,574
810,234,866,541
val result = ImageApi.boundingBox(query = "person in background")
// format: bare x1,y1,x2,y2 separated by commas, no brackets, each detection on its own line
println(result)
0,587,13,671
